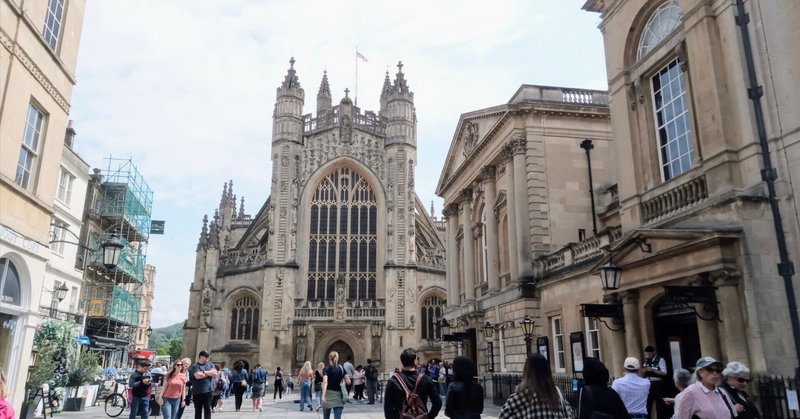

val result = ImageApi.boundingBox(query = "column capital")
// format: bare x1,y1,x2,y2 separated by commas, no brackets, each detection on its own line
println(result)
708,269,742,286
500,144,514,163
481,165,497,183
443,203,460,219
460,188,474,205
620,290,639,304
509,135,527,155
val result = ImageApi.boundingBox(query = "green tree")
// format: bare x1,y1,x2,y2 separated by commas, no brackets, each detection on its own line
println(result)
168,339,183,362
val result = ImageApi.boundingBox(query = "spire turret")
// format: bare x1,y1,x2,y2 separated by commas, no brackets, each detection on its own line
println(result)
238,196,246,220
317,70,332,115
384,61,416,146
281,57,301,90
208,210,220,249
380,70,392,116
273,57,305,144
197,214,208,251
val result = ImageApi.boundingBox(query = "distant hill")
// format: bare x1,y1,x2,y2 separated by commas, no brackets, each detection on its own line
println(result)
150,321,184,349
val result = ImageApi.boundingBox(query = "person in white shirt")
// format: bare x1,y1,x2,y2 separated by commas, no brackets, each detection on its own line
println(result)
611,357,651,418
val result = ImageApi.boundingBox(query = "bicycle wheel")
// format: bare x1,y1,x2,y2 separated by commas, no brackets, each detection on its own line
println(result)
104,393,126,417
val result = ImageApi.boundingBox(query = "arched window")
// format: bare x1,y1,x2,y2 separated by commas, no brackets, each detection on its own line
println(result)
307,167,378,302
0,258,21,306
420,294,446,340
637,1,683,60
230,295,259,340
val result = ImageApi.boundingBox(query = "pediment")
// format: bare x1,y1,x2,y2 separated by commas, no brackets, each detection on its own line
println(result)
436,107,510,196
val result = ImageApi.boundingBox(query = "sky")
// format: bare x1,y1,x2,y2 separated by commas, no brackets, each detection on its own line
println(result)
70,0,608,328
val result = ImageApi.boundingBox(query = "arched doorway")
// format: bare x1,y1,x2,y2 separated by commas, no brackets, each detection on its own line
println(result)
326,340,354,365
652,297,701,374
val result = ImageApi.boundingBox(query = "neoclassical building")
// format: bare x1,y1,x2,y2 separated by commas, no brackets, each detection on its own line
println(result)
183,60,447,372
436,85,613,373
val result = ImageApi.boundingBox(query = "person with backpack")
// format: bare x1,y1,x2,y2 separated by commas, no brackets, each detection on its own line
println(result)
273,367,284,400
211,364,225,413
577,357,630,419
250,364,267,412
230,361,248,412
365,358,379,405
445,356,483,419
384,348,442,419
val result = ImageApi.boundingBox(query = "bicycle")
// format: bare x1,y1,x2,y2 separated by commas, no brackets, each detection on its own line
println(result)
104,380,128,417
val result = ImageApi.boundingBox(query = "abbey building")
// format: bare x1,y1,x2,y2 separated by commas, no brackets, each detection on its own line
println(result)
183,59,447,372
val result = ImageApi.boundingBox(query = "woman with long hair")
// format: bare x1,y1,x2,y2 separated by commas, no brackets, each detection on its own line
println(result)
230,360,249,412
322,351,351,419
298,361,315,411
499,354,573,419
0,370,15,419
175,357,192,419
158,359,188,419
315,362,325,411
352,365,366,401
445,356,484,419
273,366,284,400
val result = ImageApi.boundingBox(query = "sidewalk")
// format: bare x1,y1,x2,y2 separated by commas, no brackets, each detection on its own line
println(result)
56,392,502,419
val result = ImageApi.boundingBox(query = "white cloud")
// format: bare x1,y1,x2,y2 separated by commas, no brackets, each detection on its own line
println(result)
70,0,607,328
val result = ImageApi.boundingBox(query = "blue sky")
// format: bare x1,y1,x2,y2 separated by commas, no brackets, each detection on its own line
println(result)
70,0,608,328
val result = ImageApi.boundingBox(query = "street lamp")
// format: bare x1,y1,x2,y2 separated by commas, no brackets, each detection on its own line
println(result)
49,282,69,318
146,327,152,337
49,226,124,271
600,254,623,291
520,315,535,358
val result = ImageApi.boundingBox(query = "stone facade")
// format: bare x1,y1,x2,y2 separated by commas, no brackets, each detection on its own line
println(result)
436,85,613,373
132,264,155,350
0,0,86,407
183,60,447,373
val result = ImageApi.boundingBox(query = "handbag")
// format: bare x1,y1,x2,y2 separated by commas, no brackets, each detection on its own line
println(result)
578,386,614,419
339,366,349,401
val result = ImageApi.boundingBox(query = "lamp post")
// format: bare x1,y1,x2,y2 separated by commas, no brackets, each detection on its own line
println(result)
520,315,535,358
101,232,124,270
580,139,598,236
483,322,495,372
49,282,69,318
600,252,623,291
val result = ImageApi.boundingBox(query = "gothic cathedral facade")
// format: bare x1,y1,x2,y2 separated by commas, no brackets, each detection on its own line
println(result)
183,59,447,373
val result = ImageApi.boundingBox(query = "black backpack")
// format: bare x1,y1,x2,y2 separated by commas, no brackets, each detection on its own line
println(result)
366,365,378,380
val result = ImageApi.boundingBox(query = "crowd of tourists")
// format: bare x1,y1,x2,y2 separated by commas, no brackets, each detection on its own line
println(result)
117,345,761,419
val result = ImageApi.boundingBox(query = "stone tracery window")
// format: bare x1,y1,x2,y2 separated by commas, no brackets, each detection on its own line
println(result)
637,0,683,60
307,167,377,302
230,295,259,340
420,294,445,340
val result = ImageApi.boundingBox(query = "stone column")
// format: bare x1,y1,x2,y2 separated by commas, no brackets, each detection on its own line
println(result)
482,166,501,292
445,204,460,307
711,270,749,363
621,290,642,358
461,189,476,302
503,146,520,282
510,136,531,277
605,293,627,377
691,276,721,360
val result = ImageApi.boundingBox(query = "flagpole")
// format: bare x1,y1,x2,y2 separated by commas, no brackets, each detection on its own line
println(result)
355,46,359,107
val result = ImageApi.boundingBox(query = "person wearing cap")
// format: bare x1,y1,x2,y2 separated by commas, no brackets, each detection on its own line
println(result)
642,345,670,419
676,357,737,419
611,357,650,418
718,361,760,419
129,360,153,419
191,351,217,419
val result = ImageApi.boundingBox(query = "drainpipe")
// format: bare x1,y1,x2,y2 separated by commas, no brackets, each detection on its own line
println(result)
580,139,598,236
735,0,800,375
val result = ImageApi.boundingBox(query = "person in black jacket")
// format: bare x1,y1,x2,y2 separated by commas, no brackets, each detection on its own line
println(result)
445,356,483,419
384,348,442,419
578,357,631,419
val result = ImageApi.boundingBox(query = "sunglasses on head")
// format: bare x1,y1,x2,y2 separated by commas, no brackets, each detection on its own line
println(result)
737,378,751,383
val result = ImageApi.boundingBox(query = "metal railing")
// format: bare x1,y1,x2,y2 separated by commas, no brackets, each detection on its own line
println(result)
490,373,578,408
758,375,800,418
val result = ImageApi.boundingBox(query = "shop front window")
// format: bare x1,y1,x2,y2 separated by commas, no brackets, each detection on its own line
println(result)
0,258,21,306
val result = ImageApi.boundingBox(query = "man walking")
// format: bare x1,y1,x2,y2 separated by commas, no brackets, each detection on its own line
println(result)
365,358,378,404
191,351,217,419
343,356,356,400
128,360,152,419
642,345,669,418
611,357,650,419
384,348,442,419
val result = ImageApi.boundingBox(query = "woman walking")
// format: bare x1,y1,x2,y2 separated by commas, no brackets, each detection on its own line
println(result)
298,361,315,411
445,356,484,419
315,362,325,410
576,357,629,419
719,362,760,419
499,354,573,419
322,351,351,419
676,357,736,419
352,365,366,402
273,366,284,400
175,357,192,419
158,359,188,419
230,361,249,412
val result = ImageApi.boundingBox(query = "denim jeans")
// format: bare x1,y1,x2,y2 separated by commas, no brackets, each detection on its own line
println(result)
439,382,447,397
299,381,313,411
161,397,181,419
129,396,150,419
323,406,343,419
316,389,322,407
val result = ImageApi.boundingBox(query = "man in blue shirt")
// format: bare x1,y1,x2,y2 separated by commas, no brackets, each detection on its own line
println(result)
191,351,217,419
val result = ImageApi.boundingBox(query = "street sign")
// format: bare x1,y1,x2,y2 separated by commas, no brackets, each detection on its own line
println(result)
150,220,165,234
664,285,716,304
581,303,622,318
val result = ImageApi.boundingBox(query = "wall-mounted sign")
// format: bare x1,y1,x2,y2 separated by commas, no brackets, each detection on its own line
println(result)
570,332,586,373
537,336,550,360
150,221,165,235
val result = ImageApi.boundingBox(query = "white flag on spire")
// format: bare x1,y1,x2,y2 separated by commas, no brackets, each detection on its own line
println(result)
356,51,368,62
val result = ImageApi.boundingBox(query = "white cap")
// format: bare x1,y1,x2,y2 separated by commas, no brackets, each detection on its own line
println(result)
624,357,640,370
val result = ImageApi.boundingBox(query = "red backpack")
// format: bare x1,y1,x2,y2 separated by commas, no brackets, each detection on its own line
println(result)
393,373,429,419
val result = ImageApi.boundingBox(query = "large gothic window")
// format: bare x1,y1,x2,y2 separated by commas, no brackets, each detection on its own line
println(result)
230,295,259,340
307,167,377,302
420,294,445,340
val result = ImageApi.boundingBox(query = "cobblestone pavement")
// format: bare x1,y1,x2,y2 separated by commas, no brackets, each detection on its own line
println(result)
56,392,502,419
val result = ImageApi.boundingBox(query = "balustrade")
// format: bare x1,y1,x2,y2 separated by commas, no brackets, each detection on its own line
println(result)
642,175,708,223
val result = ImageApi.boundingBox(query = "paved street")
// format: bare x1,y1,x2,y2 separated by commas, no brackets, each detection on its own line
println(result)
56,392,502,419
